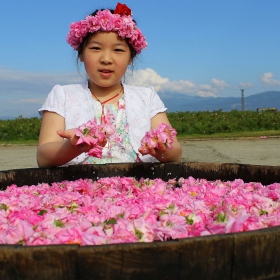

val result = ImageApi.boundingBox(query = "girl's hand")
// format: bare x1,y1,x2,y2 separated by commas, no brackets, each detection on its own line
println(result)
138,140,167,159
57,129,88,153
57,129,78,145
57,129,107,153
138,113,182,163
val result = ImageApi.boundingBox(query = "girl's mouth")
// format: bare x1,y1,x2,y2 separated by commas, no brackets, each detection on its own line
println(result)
99,70,113,78
99,69,113,73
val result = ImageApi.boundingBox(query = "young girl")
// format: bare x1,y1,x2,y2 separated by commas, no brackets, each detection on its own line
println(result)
37,2,182,168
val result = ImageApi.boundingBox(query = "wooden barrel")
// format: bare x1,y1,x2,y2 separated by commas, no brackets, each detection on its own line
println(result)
0,162,280,280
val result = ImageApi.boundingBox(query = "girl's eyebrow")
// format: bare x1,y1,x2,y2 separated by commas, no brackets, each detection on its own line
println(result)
87,40,101,45
113,42,128,47
88,40,128,48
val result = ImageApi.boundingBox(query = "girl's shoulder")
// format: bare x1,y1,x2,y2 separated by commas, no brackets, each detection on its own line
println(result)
123,84,165,111
123,84,156,96
51,82,88,93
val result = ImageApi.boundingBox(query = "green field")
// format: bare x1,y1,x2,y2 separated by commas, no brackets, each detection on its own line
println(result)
0,110,279,144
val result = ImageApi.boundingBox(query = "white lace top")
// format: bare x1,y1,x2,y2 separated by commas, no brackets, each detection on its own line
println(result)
38,82,167,165
83,97,138,164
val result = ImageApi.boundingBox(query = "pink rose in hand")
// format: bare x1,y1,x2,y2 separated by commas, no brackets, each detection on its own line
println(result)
139,123,177,152
74,118,115,158
88,145,103,158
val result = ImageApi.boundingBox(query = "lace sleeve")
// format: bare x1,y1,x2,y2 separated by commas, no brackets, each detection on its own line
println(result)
149,86,167,118
38,85,66,118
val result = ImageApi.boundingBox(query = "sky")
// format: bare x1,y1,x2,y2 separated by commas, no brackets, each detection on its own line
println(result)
0,0,280,118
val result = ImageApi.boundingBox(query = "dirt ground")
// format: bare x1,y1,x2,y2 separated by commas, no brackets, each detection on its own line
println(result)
180,137,280,166
0,137,279,171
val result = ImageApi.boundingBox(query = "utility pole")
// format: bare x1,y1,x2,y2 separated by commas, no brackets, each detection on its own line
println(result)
240,89,245,111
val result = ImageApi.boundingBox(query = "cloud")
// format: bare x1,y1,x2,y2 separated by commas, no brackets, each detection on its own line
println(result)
18,99,45,104
0,68,85,118
196,85,216,97
0,68,84,97
126,68,230,97
239,82,254,89
160,80,197,94
211,78,229,90
261,72,280,86
125,68,169,89
1,67,229,101
0,67,233,118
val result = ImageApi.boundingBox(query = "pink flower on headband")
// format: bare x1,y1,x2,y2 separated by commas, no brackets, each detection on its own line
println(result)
66,3,147,54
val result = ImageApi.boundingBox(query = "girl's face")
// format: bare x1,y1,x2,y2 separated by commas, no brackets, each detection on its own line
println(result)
79,32,132,92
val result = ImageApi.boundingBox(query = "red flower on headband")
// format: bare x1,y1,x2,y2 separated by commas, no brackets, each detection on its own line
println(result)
114,2,132,16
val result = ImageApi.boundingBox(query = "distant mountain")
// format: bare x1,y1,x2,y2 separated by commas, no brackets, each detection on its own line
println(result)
1,91,279,120
0,116,15,120
162,91,280,112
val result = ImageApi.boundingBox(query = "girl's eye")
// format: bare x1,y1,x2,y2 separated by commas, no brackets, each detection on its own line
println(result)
90,47,100,50
115,49,124,52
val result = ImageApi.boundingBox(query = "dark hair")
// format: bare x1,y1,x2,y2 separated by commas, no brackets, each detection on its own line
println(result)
77,9,137,61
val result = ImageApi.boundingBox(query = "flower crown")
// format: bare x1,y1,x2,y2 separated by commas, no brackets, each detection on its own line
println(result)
66,3,147,54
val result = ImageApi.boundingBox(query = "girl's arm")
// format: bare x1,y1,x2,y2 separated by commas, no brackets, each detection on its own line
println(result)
37,112,88,168
139,112,182,162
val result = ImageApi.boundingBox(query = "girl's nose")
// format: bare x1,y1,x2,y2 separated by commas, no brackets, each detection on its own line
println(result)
100,51,112,64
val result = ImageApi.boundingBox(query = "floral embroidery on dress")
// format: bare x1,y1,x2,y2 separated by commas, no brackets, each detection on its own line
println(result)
83,97,137,164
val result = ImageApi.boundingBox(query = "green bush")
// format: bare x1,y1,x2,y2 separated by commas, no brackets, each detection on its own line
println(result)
167,110,280,135
0,110,279,141
0,116,41,141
